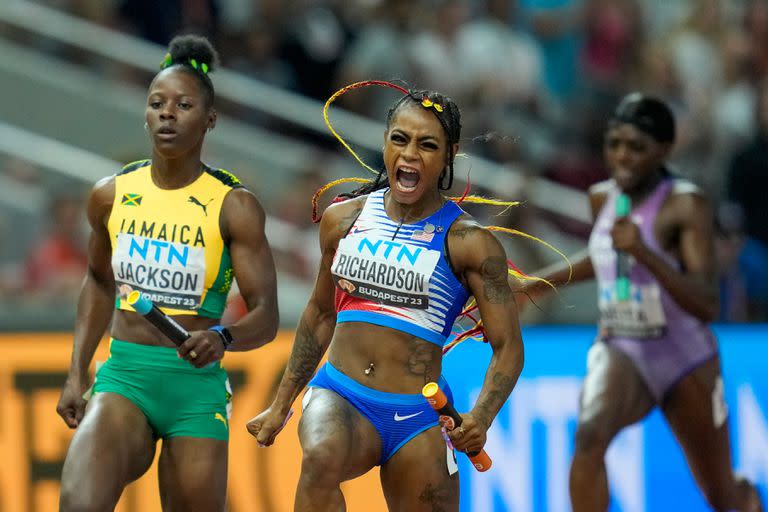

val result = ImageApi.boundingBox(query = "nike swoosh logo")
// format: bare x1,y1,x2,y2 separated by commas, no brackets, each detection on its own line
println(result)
394,411,424,422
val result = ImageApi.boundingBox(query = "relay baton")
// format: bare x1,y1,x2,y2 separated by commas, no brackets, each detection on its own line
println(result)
615,193,632,302
126,290,190,346
422,382,492,472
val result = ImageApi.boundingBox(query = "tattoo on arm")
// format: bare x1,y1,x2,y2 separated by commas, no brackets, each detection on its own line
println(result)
481,256,511,304
474,372,515,428
286,318,324,388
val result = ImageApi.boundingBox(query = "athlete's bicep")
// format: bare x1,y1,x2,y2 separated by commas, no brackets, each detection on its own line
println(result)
677,195,717,282
306,203,356,317
85,176,116,285
223,189,278,311
461,229,522,350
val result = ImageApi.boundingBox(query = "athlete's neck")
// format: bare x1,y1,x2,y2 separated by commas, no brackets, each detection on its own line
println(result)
150,152,204,190
625,169,665,206
384,189,445,225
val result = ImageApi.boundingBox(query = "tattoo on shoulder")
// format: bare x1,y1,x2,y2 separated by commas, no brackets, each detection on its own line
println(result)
480,256,511,303
449,224,481,239
338,206,362,233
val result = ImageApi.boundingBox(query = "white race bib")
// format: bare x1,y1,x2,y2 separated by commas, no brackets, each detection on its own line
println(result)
331,236,440,309
598,282,667,338
113,233,206,311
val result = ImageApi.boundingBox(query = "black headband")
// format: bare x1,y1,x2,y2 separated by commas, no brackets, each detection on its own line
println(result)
610,94,675,144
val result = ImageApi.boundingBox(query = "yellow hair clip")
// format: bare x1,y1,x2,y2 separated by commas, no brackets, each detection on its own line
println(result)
160,53,173,70
421,97,444,112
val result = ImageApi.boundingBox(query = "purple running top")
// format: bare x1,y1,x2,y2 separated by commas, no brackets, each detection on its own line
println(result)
587,178,717,401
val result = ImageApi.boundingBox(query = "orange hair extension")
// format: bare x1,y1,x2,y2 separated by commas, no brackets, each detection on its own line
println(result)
447,225,568,352
311,177,372,223
487,226,572,284
318,80,569,354
323,80,410,176
449,195,521,212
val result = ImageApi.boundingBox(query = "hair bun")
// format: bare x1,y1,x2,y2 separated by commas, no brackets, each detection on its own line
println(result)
167,34,219,73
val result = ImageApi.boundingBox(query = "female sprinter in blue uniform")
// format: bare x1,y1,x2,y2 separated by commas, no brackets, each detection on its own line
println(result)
247,82,527,511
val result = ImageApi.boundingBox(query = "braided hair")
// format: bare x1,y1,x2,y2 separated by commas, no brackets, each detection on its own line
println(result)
314,80,570,352
324,84,462,203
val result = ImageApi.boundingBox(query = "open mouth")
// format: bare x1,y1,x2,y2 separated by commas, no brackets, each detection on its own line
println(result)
157,126,177,137
395,167,420,193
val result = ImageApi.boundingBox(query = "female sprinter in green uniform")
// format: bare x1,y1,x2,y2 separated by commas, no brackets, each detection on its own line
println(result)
247,82,530,511
56,35,279,511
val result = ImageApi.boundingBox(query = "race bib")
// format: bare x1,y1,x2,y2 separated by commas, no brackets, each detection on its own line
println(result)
113,233,206,311
598,282,667,338
331,236,440,309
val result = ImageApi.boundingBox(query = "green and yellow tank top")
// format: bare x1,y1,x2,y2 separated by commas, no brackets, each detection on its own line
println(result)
108,160,242,318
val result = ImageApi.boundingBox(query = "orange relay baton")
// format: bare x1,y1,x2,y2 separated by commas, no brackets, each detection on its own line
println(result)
422,382,492,472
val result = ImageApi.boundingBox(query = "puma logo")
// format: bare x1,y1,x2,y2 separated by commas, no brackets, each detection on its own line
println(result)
214,412,228,429
188,196,213,216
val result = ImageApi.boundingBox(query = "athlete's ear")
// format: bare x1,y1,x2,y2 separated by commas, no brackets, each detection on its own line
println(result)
207,109,217,132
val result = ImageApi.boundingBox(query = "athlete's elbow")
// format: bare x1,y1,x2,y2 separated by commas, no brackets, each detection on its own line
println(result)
492,336,525,372
691,293,719,323
261,308,280,344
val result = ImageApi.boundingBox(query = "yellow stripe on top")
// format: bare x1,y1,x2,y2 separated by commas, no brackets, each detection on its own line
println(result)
107,161,241,317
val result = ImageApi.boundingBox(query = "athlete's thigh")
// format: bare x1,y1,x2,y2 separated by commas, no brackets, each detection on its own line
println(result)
61,392,156,500
380,425,459,512
577,342,656,437
661,356,735,491
158,436,228,512
299,387,381,481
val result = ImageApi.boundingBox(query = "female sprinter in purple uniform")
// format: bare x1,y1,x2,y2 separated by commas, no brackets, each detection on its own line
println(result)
526,93,763,512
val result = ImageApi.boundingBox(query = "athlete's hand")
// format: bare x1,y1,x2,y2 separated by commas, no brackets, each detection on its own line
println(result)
177,330,225,368
56,376,89,429
513,277,547,313
611,216,645,256
444,412,487,455
246,405,292,447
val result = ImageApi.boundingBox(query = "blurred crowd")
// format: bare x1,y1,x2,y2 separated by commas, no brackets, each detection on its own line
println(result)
2,0,767,323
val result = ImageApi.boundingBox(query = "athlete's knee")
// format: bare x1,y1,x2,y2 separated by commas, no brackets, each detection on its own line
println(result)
59,483,114,512
573,417,614,459
300,439,347,484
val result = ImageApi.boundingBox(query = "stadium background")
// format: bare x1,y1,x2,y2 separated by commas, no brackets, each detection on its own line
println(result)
0,0,766,510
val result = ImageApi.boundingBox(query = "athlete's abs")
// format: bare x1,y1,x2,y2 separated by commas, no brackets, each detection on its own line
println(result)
327,322,443,394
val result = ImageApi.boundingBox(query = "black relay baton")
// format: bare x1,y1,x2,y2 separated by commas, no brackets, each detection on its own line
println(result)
126,290,190,346
423,382,492,472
